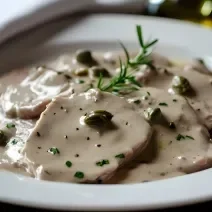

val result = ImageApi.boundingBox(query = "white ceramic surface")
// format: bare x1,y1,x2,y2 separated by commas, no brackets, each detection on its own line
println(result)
0,14,212,211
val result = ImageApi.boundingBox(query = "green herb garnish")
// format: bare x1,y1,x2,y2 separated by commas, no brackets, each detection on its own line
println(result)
6,123,15,129
176,134,185,141
159,102,168,106
75,79,85,84
176,134,194,141
120,25,158,69
84,110,113,127
96,159,110,167
147,91,151,96
97,59,141,93
11,139,18,145
74,171,84,179
65,161,72,168
48,147,60,155
96,25,158,94
185,135,194,140
115,154,125,159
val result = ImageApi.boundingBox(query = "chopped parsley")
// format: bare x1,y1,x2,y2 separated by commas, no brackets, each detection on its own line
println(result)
115,153,125,159
11,139,18,145
74,171,84,179
48,147,60,155
96,159,110,167
185,135,194,140
75,79,85,84
176,134,194,141
6,123,15,129
65,161,72,168
159,102,168,106
176,134,185,141
147,91,150,96
134,100,141,104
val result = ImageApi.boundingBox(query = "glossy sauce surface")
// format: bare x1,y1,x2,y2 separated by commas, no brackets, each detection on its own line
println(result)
0,49,211,184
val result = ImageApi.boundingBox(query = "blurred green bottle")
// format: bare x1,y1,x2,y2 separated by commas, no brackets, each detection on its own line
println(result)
145,0,212,28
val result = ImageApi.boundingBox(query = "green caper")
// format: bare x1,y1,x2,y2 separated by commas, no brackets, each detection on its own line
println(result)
0,130,7,146
74,68,88,76
144,107,162,123
75,49,96,66
84,110,113,127
196,58,204,65
89,66,110,77
171,76,191,95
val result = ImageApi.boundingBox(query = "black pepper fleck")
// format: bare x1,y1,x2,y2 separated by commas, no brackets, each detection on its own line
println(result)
61,106,64,110
87,137,90,140
76,128,79,131
126,122,128,125
38,147,41,149
54,113,56,115
75,154,79,157
197,108,201,111
79,108,83,111
97,179,102,184
64,135,68,139
84,113,87,116
37,132,41,137
96,144,101,147
45,171,51,175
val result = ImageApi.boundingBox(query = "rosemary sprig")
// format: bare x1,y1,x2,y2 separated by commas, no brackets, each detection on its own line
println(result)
97,58,141,93
120,25,158,68
96,25,158,94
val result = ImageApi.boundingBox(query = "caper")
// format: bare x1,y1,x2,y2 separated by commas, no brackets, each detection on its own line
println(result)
84,110,113,127
74,68,88,76
171,76,191,94
0,130,7,146
196,58,204,65
75,49,96,66
89,66,110,77
144,107,162,123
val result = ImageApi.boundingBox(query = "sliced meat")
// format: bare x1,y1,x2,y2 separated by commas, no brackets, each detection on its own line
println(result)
21,89,153,183
1,67,73,119
184,58,212,75
107,87,210,183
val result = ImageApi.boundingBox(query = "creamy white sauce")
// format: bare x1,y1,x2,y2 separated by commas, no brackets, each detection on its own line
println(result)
0,50,211,184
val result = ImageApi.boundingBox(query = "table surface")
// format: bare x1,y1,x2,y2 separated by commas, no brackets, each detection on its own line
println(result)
0,6,212,212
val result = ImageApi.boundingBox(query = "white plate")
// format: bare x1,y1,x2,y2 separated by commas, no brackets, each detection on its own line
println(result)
0,14,212,211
